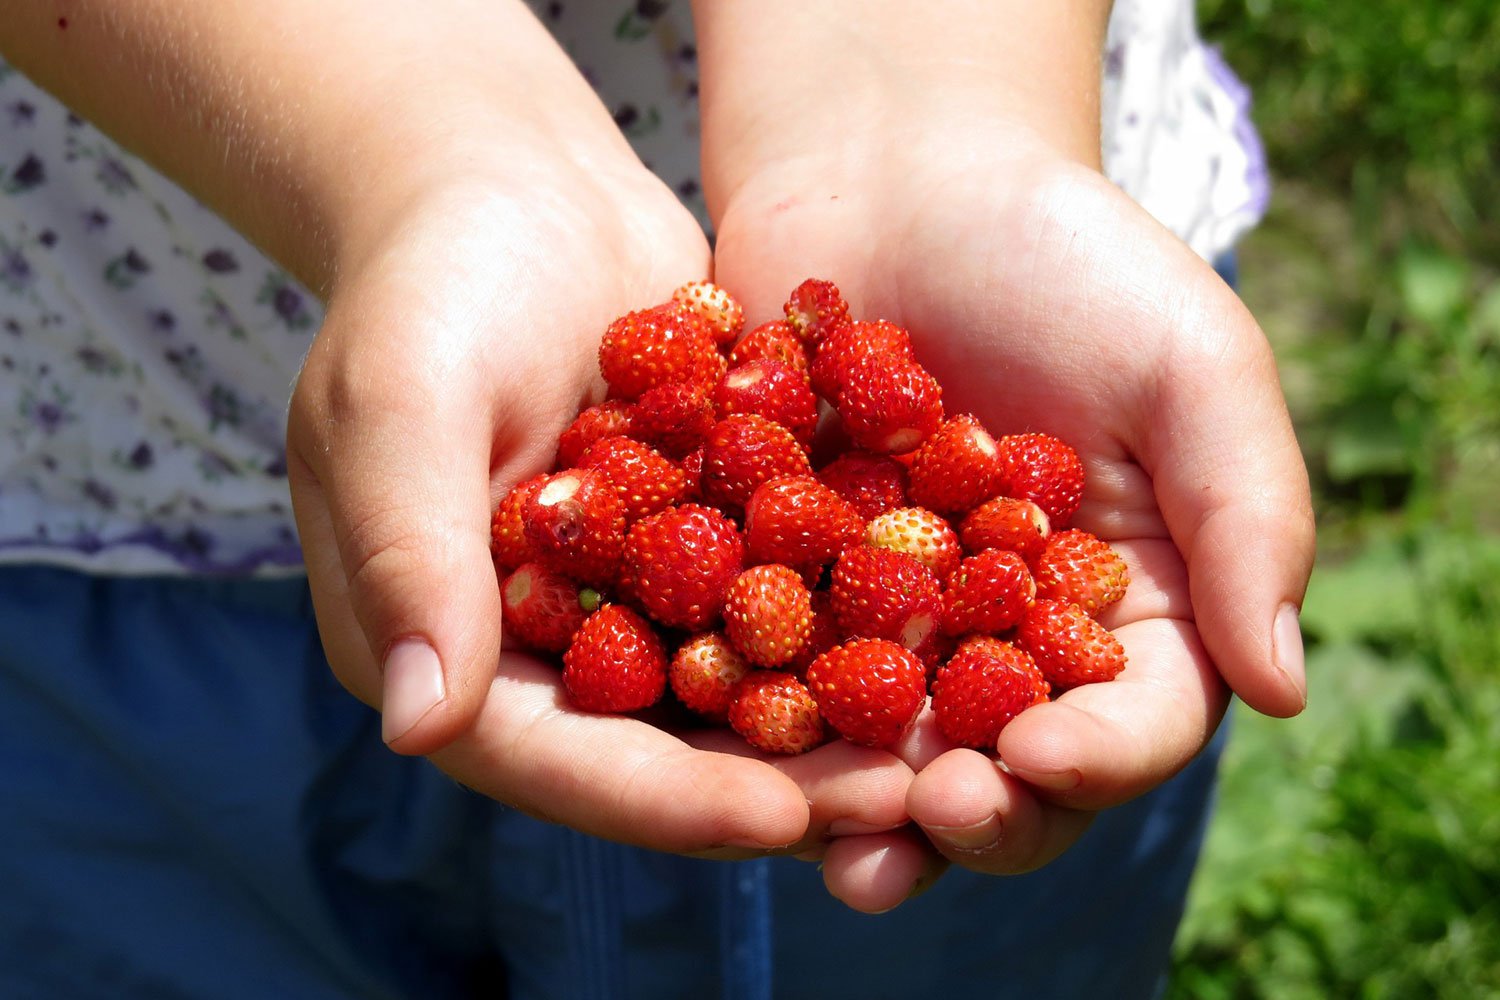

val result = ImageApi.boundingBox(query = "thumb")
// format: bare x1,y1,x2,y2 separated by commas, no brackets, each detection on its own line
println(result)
1143,281,1315,718
288,318,510,756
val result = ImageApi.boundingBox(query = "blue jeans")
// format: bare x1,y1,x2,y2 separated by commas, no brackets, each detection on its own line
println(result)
0,566,1224,999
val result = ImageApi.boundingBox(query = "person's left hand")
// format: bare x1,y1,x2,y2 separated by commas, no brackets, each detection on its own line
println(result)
709,128,1314,912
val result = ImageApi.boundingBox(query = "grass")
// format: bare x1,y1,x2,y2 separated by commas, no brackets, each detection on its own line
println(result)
1167,3,1500,996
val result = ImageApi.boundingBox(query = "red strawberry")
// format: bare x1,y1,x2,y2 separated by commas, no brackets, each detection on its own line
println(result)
622,503,745,630
809,319,914,402
599,303,723,399
562,604,668,712
994,433,1085,528
722,564,814,668
522,469,625,587
491,473,548,570
865,506,963,581
836,357,944,455
699,414,812,514
783,278,850,345
729,671,824,755
670,631,751,722
1016,599,1126,689
556,400,633,469
712,359,819,445
805,638,927,748
629,380,717,459
1031,529,1129,616
931,637,1050,748
743,475,862,570
959,497,1051,561
672,280,744,346
816,451,909,520
500,562,601,653
729,320,811,376
579,436,687,524
942,549,1036,636
906,413,1001,515
829,546,945,663
680,446,706,502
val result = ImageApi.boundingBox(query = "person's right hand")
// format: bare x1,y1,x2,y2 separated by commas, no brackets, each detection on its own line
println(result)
287,159,915,859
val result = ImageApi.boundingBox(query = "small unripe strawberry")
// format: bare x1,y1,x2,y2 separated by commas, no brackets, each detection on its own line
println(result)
865,506,963,581
673,280,745,346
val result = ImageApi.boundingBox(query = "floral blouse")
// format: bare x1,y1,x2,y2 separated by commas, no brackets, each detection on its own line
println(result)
0,0,1266,575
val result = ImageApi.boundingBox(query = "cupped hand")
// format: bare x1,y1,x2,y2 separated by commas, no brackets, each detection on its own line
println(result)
712,135,1314,904
287,164,914,859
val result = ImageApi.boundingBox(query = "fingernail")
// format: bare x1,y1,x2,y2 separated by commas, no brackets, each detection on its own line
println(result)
925,813,1002,853
382,639,446,744
1005,765,1082,791
1273,603,1307,710
724,835,799,850
827,819,898,837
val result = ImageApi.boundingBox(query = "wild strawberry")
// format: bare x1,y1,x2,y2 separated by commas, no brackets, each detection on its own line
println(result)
931,637,1050,749
906,414,1002,515
672,280,744,346
743,475,862,570
629,380,716,459
700,414,812,514
994,433,1085,528
729,320,811,376
599,303,723,400
942,549,1036,636
670,631,751,722
579,436,687,524
622,503,745,630
500,562,601,653
829,546,945,663
713,359,819,445
784,278,850,346
491,473,548,570
816,451,909,520
562,604,668,712
809,319,914,402
959,497,1051,561
522,469,625,587
836,357,944,455
556,401,633,469
729,671,824,755
1031,529,1129,616
805,638,927,748
865,506,963,581
722,564,814,668
1016,599,1126,689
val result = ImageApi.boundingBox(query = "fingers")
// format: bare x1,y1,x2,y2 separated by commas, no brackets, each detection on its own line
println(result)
820,827,948,913
1139,278,1315,718
431,657,812,854
907,749,1097,875
683,730,915,853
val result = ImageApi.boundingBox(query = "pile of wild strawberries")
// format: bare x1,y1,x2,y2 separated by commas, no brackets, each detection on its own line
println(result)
491,279,1129,755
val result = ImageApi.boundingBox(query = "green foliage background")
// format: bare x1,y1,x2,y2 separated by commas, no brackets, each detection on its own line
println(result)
1170,2,1500,996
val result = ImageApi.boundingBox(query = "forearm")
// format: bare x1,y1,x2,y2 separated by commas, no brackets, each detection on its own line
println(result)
691,0,1111,216
2,0,637,292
